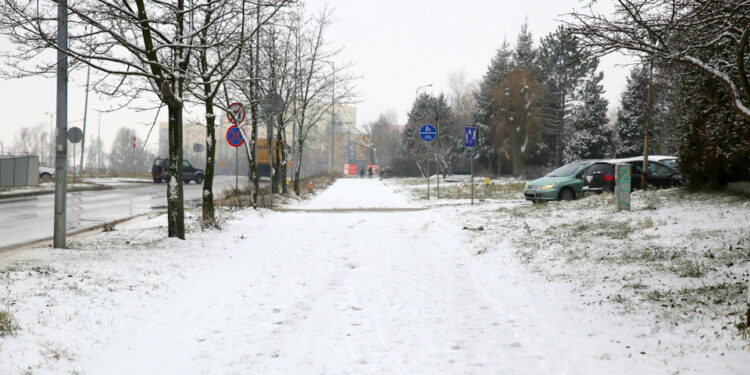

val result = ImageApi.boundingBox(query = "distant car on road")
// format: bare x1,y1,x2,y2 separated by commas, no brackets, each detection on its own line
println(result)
39,166,55,180
151,158,204,184
582,157,683,194
379,166,395,178
523,160,598,202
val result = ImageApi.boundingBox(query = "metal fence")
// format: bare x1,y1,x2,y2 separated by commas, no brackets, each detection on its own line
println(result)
0,155,39,187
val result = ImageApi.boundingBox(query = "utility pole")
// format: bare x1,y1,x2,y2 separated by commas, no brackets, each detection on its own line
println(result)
434,97,440,199
97,111,102,173
642,61,653,190
53,0,68,249
80,65,90,174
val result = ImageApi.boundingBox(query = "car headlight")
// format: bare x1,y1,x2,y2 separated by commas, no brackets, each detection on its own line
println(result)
540,183,556,190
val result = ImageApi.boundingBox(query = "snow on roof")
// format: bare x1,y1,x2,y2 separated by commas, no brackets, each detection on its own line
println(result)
602,155,677,164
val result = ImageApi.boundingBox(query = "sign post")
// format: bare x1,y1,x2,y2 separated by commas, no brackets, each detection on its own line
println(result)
615,163,632,211
226,125,245,195
67,127,83,182
419,124,437,200
464,126,477,205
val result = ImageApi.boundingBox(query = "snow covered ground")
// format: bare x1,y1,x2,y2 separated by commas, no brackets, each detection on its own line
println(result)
0,177,748,374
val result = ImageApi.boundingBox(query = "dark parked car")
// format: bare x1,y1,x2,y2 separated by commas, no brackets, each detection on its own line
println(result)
582,158,683,194
152,158,204,184
379,166,395,178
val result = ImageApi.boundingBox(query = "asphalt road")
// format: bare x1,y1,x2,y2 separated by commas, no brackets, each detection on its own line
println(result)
0,176,247,250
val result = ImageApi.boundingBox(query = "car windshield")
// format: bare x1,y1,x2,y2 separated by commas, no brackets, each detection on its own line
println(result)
545,162,586,177
661,159,678,170
154,159,166,166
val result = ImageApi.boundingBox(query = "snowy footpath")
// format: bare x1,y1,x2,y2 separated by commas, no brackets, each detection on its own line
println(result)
1,178,748,374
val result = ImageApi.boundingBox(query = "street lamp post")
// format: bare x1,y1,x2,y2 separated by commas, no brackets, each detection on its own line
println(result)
45,112,54,166
321,60,336,184
415,84,432,198
415,84,432,98
95,110,103,173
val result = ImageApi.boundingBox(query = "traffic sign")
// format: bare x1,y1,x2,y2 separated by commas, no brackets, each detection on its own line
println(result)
226,102,246,124
464,126,477,148
67,127,83,143
226,125,245,147
419,124,437,142
262,94,285,120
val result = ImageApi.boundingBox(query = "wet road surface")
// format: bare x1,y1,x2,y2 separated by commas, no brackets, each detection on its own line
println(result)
0,176,246,249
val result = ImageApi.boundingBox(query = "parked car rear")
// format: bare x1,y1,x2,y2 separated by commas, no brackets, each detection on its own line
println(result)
582,157,683,194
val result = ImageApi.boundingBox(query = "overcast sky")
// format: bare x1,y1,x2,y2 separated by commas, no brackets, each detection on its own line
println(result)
0,0,634,157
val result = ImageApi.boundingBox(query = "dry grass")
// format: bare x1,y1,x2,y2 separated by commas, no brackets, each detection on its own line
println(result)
215,175,331,209
0,310,18,336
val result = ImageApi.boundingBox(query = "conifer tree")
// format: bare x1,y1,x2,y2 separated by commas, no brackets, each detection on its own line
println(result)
565,71,610,161
615,65,648,157
513,21,536,69
474,39,513,173
536,26,597,166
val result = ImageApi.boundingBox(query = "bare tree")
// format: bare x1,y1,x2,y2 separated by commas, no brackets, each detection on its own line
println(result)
187,0,289,225
108,126,153,175
258,10,303,195
12,124,49,162
0,0,216,239
567,0,750,120
287,6,349,195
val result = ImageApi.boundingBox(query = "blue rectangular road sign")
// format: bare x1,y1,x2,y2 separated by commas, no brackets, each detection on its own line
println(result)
464,126,477,148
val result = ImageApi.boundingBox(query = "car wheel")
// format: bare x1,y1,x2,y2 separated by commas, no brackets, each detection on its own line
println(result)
40,172,51,179
194,174,204,184
559,188,575,201
153,178,162,183
184,179,190,184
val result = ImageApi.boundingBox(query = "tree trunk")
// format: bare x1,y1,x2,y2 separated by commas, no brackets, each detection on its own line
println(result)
293,140,304,196
275,122,287,194
202,96,217,228
167,103,185,239
511,124,524,177
250,109,259,207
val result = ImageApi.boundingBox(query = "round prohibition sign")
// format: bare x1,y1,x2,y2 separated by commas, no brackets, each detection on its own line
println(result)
226,125,245,147
226,102,246,124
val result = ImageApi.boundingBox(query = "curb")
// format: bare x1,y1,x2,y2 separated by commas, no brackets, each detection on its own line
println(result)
0,213,153,253
0,184,114,200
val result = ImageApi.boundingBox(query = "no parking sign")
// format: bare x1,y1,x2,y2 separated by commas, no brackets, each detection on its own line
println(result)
226,125,245,147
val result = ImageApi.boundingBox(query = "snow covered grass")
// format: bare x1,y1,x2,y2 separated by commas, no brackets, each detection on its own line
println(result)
389,175,527,201
391,177,750,355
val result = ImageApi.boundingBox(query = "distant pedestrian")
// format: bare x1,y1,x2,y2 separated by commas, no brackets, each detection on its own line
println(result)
367,166,373,179
359,166,365,179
